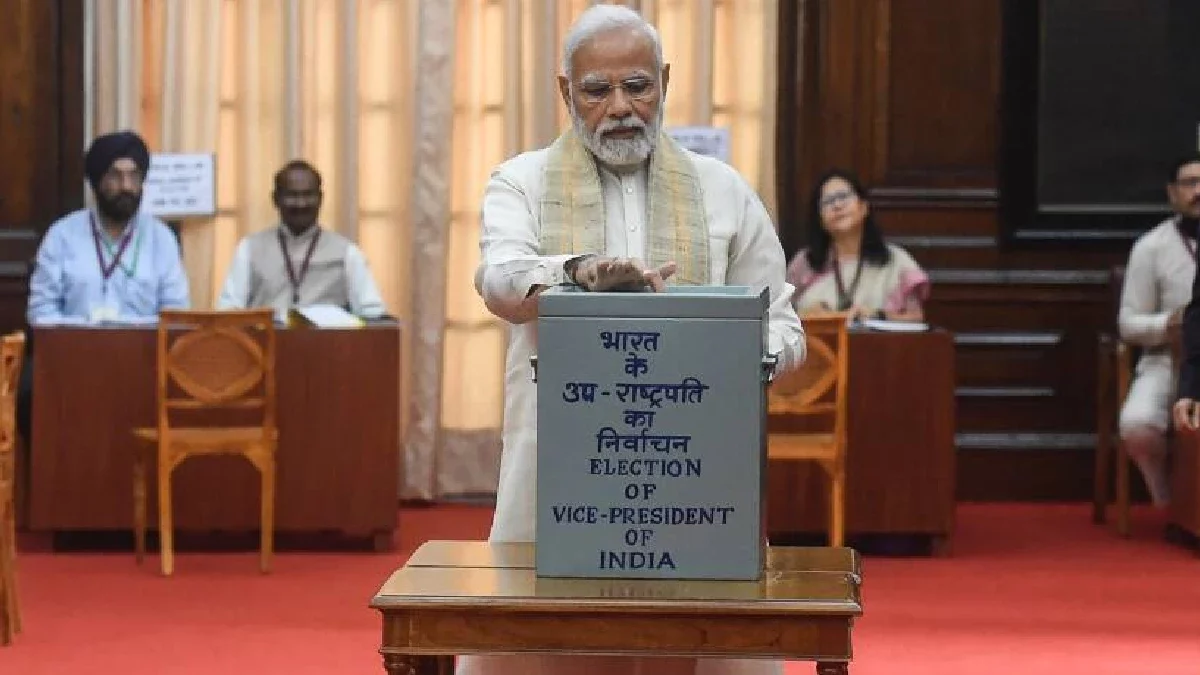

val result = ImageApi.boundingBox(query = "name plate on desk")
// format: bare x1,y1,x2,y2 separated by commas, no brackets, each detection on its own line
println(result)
535,286,769,580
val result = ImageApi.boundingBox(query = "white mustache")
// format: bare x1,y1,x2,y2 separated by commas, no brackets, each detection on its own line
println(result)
596,117,646,134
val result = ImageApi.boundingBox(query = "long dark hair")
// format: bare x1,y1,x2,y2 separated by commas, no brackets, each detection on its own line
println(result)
803,169,891,271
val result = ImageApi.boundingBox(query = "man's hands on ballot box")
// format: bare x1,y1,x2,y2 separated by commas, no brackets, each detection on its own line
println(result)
570,256,677,293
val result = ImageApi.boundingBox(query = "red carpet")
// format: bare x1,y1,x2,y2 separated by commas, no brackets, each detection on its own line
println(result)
1,503,1198,674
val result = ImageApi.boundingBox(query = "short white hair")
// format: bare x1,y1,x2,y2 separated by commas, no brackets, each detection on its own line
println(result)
561,4,664,79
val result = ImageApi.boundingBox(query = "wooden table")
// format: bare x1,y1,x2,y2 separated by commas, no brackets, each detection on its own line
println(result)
370,540,863,674
768,329,957,551
28,324,400,548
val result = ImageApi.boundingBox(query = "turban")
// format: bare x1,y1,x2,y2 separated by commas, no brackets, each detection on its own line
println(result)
84,131,151,189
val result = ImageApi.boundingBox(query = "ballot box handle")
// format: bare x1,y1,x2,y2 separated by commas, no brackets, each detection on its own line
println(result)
762,354,778,383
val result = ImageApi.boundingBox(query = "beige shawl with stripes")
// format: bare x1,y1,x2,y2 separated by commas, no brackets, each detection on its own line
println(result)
538,130,711,285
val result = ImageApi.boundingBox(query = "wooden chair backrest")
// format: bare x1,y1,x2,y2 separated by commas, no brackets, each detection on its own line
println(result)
1106,265,1142,397
156,310,277,432
0,332,25,504
1109,264,1125,336
767,313,851,438
0,333,25,454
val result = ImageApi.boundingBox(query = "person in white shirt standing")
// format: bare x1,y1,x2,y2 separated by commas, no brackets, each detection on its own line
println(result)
1120,155,1200,507
217,160,386,319
464,5,805,675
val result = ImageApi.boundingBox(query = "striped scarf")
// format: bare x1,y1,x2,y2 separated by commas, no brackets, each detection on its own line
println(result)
538,129,711,285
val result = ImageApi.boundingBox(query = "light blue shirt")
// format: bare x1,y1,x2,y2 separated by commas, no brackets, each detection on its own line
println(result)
27,208,191,324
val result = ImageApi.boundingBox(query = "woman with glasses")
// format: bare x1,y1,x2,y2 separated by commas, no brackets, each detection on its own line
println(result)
786,169,930,323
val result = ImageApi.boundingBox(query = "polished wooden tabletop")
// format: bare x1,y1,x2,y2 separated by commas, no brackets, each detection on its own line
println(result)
369,540,863,674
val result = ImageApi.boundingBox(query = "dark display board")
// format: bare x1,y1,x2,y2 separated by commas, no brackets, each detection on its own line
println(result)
1001,0,1200,242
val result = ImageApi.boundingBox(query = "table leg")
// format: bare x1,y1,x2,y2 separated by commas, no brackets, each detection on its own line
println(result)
931,534,953,557
373,530,396,552
817,662,848,675
382,654,452,675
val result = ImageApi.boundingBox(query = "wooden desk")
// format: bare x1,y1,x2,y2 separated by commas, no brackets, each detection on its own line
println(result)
29,325,400,548
370,540,863,674
1170,432,1200,544
768,329,956,550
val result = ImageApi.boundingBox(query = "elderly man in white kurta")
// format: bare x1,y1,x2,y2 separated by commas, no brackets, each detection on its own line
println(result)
465,6,805,675
1121,156,1200,507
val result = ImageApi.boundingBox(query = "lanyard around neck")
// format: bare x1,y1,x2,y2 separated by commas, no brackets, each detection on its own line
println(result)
831,252,865,311
90,213,137,284
278,228,322,303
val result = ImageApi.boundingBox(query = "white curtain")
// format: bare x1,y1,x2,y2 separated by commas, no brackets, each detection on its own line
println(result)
86,0,780,501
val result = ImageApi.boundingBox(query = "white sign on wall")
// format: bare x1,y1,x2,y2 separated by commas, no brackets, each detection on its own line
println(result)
667,126,731,164
143,153,217,219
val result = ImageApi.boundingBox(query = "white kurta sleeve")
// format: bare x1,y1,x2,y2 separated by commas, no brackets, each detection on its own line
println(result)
215,239,253,310
476,167,588,325
724,185,806,374
1118,237,1171,347
344,244,387,318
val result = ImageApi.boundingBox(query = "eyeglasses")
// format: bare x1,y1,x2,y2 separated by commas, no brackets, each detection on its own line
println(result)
576,77,658,105
1174,176,1200,190
819,189,857,210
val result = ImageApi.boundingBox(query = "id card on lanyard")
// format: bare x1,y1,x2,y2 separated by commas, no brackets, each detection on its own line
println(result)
90,213,141,321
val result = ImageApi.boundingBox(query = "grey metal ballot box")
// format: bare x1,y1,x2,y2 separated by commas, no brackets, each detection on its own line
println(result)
534,285,772,580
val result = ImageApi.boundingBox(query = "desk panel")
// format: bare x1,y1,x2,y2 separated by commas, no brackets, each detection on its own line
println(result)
767,329,957,547
29,325,400,542
1170,432,1200,540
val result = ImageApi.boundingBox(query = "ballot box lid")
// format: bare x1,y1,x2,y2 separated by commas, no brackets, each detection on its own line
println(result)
538,285,768,319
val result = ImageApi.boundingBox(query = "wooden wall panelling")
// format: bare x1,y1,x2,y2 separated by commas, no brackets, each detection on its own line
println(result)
866,0,1001,192
935,282,1107,429
57,0,85,220
778,0,1130,500
0,0,85,334
774,0,803,253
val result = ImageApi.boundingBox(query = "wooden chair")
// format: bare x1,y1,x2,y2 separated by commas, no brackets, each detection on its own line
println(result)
1093,265,1172,536
0,332,26,645
133,310,278,576
767,313,851,547
1094,328,1135,535
1094,266,1132,534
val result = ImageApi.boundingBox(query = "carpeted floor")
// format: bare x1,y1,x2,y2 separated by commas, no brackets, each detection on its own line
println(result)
1,503,1198,674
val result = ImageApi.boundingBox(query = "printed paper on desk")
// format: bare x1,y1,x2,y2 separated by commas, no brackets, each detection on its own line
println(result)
102,315,160,327
292,305,364,329
859,318,930,333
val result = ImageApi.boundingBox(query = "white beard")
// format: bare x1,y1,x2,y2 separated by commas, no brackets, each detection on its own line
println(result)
571,100,663,167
